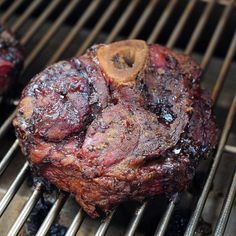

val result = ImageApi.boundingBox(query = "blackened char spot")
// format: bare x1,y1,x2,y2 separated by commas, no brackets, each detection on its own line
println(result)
149,103,176,125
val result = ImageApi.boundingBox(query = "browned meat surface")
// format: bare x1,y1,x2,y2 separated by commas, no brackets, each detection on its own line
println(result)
0,24,23,95
13,40,218,218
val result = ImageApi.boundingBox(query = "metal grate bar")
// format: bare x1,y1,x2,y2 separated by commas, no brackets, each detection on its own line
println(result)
0,0,7,8
25,0,81,68
201,0,236,5
166,0,198,48
200,0,235,69
95,209,116,236
211,31,236,102
224,145,236,154
0,162,29,216
48,0,102,65
184,94,236,236
154,202,175,236
0,139,19,175
36,192,68,236
7,183,43,236
0,109,17,139
124,202,147,236
76,0,121,56
213,168,236,236
128,0,159,39
65,208,85,236
154,194,179,236
21,0,63,45
185,0,217,55
11,0,43,32
147,0,178,44
0,0,25,22
105,0,140,43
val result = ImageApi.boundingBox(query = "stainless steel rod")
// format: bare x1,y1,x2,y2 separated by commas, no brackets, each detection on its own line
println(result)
184,94,236,236
11,0,43,32
0,0,7,7
154,194,179,236
0,139,19,175
36,193,68,236
128,0,159,39
200,0,235,69
48,0,102,65
154,201,175,236
147,0,178,43
167,0,197,48
21,0,62,45
105,0,140,43
213,169,236,236
211,31,236,102
124,202,147,236
224,145,236,154
7,183,43,236
0,0,25,22
0,109,17,139
95,209,116,236
65,208,85,236
201,0,236,5
0,162,29,216
76,0,121,56
25,0,81,68
185,0,217,55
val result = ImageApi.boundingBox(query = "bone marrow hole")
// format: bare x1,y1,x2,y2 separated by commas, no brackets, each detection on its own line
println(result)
111,50,135,69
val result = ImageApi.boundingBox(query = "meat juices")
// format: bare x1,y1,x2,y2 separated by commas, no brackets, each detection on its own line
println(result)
0,24,23,95
13,40,218,218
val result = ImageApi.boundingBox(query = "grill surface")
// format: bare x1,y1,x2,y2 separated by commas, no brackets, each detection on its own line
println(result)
0,0,236,236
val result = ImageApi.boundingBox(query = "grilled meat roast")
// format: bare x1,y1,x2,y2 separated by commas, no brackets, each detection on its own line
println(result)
13,40,218,218
0,24,23,95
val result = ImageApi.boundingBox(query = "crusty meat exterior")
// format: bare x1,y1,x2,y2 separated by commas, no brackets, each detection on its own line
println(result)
0,24,23,95
13,40,218,218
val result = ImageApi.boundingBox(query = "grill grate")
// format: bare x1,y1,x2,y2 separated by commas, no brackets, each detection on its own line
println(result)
0,0,236,236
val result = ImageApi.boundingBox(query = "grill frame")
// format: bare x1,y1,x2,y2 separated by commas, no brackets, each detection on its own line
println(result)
0,0,235,235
